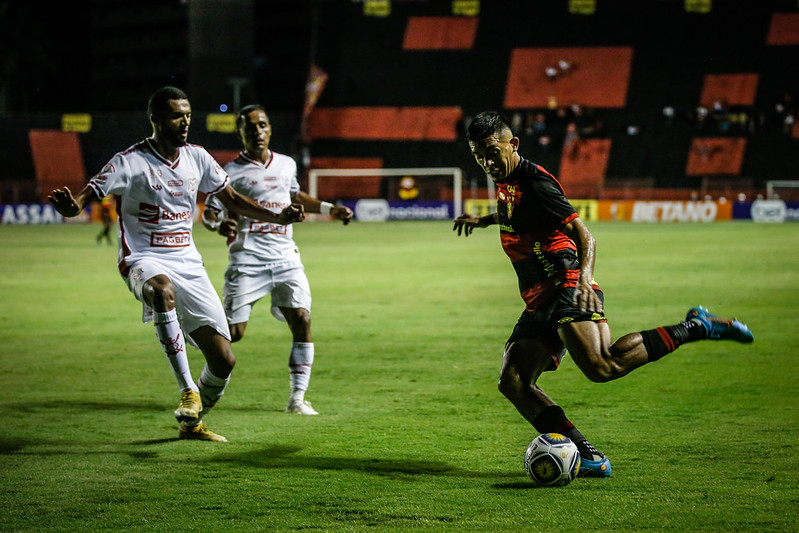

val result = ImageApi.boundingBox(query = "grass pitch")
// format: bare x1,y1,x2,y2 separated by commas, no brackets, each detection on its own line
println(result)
1,220,797,532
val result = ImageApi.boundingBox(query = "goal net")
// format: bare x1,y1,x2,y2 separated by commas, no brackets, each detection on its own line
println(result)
308,167,465,221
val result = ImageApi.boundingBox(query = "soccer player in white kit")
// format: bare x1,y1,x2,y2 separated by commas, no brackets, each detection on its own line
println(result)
48,87,305,442
202,105,353,415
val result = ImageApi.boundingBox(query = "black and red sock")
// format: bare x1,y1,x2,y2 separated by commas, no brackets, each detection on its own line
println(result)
533,405,603,460
641,320,706,362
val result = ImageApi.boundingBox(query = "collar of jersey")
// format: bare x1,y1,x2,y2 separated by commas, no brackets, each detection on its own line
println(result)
145,138,181,169
239,150,273,168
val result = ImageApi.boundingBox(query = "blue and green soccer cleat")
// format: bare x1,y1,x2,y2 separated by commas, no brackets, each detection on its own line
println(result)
577,455,612,478
686,306,754,343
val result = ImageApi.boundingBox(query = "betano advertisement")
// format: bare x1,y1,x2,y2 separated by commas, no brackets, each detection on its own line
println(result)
3,199,799,224
466,199,735,223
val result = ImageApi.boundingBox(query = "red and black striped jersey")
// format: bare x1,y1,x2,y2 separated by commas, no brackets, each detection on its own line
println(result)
496,158,595,311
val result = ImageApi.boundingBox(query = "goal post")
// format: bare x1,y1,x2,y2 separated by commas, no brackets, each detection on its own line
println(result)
766,180,799,201
308,167,465,218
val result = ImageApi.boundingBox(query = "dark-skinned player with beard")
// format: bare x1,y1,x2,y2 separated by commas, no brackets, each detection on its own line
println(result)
48,86,305,442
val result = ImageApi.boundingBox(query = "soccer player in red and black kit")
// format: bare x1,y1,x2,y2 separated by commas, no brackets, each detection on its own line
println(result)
453,111,754,477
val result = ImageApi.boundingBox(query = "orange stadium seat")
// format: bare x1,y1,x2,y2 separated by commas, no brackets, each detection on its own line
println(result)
28,130,86,203
403,17,478,50
558,139,611,198
308,107,462,141
700,74,758,107
686,138,747,176
504,47,632,109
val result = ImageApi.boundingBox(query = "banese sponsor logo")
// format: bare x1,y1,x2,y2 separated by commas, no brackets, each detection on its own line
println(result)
138,203,192,224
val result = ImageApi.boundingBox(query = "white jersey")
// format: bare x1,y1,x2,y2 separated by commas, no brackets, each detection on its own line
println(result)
206,150,301,265
87,139,229,276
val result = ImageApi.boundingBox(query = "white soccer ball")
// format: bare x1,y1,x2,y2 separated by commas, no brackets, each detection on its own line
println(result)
524,433,581,487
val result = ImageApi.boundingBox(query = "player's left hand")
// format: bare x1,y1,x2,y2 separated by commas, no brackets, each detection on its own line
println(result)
218,218,237,238
48,187,81,217
573,278,602,314
453,213,480,236
278,203,305,224
332,205,353,225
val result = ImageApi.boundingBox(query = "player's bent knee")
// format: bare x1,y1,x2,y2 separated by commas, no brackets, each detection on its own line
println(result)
498,379,518,399
217,340,236,369
209,348,236,377
497,369,523,399
580,362,616,383
143,275,176,311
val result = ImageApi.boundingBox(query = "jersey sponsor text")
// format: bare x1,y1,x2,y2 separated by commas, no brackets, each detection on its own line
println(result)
151,231,191,247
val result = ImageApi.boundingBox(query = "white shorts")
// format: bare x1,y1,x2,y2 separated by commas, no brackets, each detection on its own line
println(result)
124,256,231,342
222,261,311,324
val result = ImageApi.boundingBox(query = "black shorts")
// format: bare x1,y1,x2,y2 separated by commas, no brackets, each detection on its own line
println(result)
505,286,606,371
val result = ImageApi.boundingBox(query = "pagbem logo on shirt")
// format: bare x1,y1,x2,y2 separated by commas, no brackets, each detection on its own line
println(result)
150,232,191,247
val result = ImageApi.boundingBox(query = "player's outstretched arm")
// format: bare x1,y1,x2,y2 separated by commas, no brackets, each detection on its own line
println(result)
293,191,353,225
453,212,496,237
216,184,305,225
48,185,98,218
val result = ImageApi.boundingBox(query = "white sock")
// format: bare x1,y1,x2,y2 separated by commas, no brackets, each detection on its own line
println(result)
153,309,196,392
197,365,230,416
289,342,314,400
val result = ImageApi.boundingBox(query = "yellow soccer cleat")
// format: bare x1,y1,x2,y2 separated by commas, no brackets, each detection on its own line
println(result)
174,389,202,422
178,422,227,442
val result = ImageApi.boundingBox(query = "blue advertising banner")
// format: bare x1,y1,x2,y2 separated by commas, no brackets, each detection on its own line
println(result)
0,203,70,224
340,200,453,222
733,200,799,222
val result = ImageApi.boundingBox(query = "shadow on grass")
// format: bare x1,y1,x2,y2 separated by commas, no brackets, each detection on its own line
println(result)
203,445,524,483
493,480,547,489
211,445,455,476
2,399,167,413
2,399,288,416
1,402,530,485
1,436,528,485
0,437,27,454
0,435,171,460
